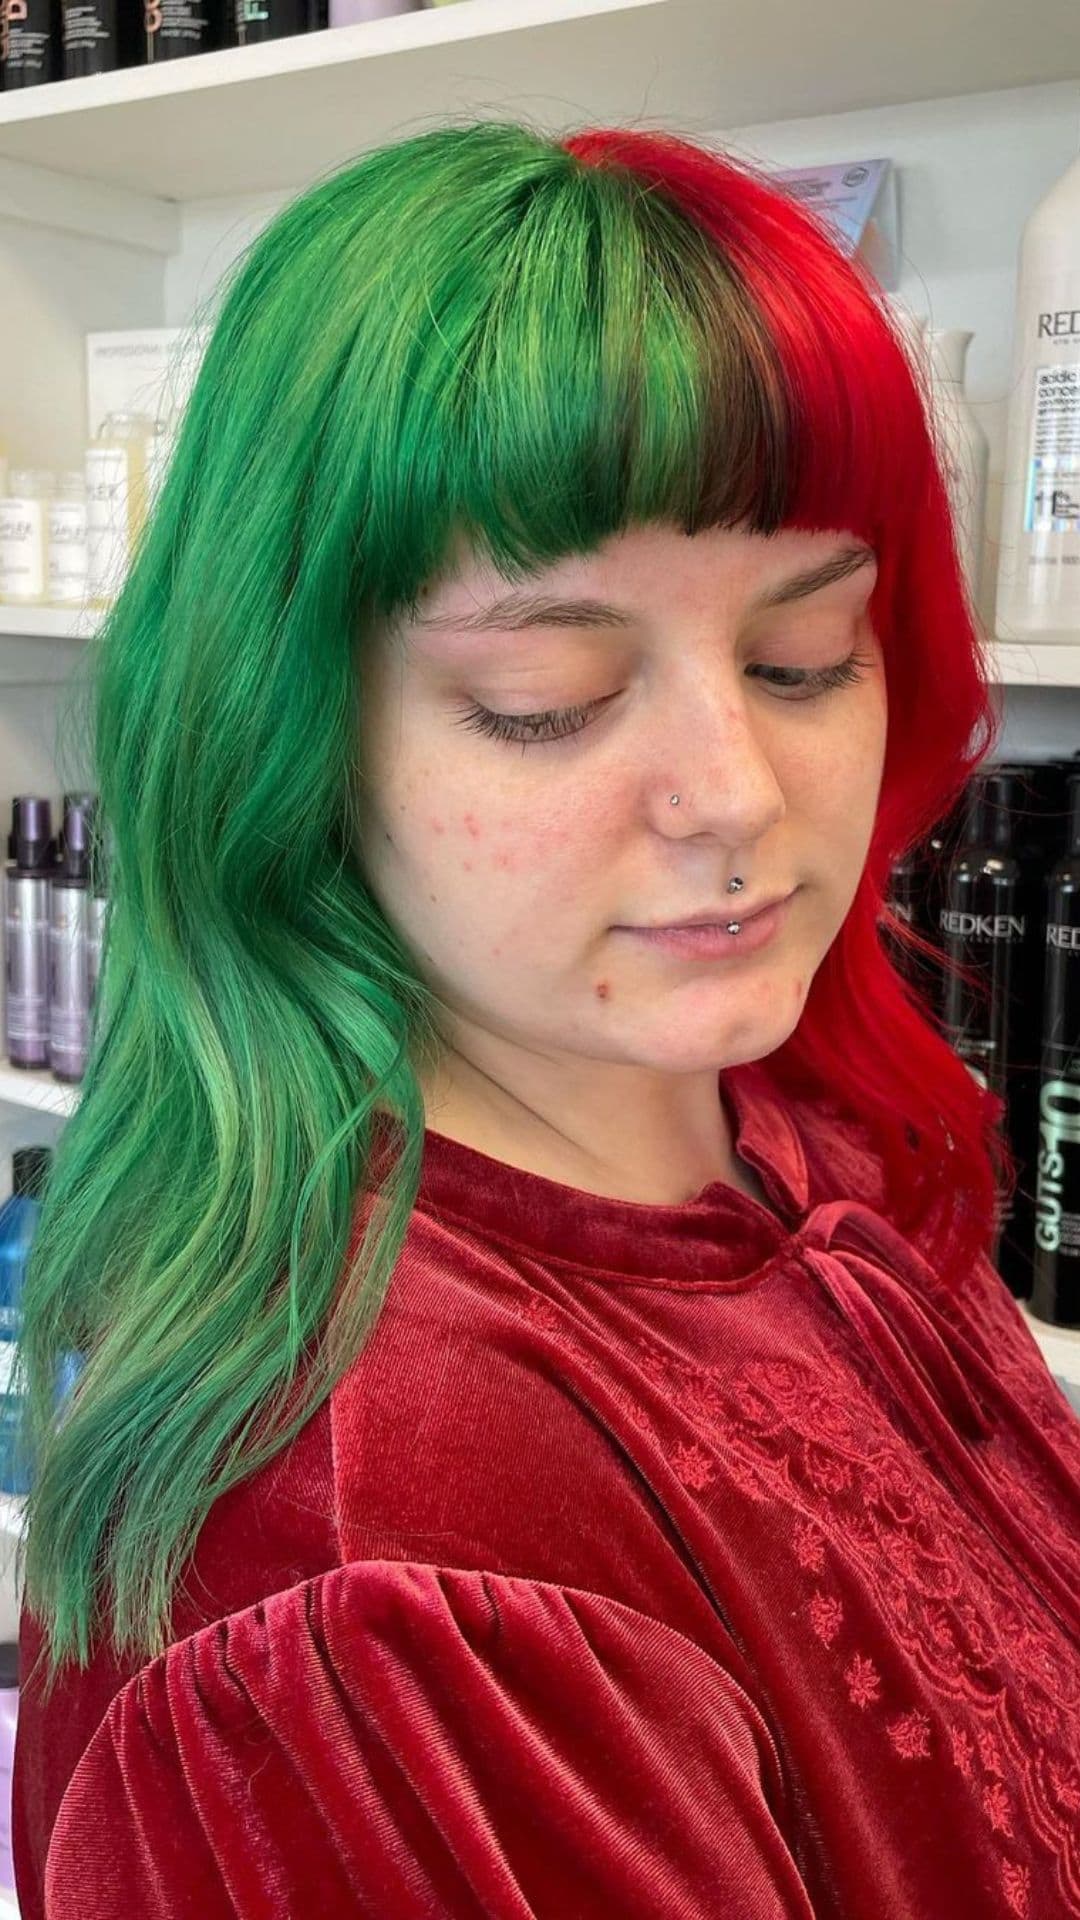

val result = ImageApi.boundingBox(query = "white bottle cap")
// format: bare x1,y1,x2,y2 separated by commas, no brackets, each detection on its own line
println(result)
7,469,56,495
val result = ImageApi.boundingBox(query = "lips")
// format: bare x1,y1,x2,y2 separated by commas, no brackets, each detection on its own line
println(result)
651,890,794,930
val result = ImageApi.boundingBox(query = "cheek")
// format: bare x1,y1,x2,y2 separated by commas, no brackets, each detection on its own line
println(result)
420,804,590,882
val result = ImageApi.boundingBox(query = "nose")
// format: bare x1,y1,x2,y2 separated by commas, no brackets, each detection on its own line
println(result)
651,673,787,843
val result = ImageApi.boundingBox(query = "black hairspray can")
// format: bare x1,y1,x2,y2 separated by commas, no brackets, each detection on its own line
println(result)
1031,773,1080,1329
142,0,223,60
940,768,1026,1281
234,0,305,46
3,0,61,86
61,0,139,75
884,841,941,1013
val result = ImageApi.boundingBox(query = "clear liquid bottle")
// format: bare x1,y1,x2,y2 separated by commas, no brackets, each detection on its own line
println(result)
84,411,155,610
0,469,56,607
46,471,89,608
145,408,180,513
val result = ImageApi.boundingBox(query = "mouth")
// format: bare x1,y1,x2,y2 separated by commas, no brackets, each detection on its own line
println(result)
614,890,798,959
625,888,797,933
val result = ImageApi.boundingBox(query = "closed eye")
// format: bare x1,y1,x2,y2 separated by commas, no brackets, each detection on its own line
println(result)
451,648,876,750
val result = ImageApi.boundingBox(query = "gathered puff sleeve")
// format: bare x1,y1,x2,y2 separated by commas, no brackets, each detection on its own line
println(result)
44,1560,816,1919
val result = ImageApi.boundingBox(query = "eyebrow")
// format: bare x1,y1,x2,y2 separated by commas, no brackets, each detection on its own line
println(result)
411,542,877,636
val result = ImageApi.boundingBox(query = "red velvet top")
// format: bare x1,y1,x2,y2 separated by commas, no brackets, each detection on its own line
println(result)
12,1061,1080,1919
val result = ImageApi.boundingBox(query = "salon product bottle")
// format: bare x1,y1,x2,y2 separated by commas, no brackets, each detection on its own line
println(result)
46,471,89,608
995,143,1080,645
328,0,422,21
940,768,1026,1280
142,0,224,60
883,843,941,1010
85,412,154,610
0,470,55,607
2,798,57,1072
145,409,180,511
911,793,970,1025
48,796,94,1085
234,0,304,45
0,1147,50,1496
988,762,1080,1301
927,328,990,615
0,1146,85,1498
84,802,109,1018
3,0,61,85
61,0,138,74
887,302,930,392
0,1642,17,1895
1031,772,1080,1328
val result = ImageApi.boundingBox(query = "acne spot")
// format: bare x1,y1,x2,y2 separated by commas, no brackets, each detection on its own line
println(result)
595,981,611,1000
463,859,473,871
430,819,446,835
462,813,482,839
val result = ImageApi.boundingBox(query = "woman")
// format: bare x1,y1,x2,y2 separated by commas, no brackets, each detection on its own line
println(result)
11,119,1080,1918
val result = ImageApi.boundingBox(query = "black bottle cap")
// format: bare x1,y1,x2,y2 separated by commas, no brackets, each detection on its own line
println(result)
958,767,1026,854
11,1147,52,1202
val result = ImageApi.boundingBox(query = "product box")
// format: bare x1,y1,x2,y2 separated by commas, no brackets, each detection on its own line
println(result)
85,327,210,442
772,159,900,291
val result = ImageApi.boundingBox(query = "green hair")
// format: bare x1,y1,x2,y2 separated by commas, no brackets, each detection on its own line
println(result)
14,116,1004,1693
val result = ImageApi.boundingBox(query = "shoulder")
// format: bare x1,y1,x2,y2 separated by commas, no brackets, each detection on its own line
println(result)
328,1207,652,1594
42,1561,814,1920
15,1398,340,1916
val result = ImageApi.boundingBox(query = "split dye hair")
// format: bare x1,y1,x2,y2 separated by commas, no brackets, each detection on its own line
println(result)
14,119,1010,1688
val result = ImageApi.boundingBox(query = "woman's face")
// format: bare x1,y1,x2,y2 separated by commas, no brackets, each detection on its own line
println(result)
354,519,888,1090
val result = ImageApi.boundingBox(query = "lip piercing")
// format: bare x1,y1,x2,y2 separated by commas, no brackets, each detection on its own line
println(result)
669,795,743,933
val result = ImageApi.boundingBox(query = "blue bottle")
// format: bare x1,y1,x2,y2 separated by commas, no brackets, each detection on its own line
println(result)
0,1147,84,1497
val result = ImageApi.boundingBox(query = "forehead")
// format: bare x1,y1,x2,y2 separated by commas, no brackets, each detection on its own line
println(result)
410,521,874,623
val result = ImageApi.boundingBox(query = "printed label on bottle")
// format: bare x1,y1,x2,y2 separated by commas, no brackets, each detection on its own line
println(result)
85,449,131,602
47,498,89,605
0,496,47,601
1024,363,1080,535
1035,1074,1080,1256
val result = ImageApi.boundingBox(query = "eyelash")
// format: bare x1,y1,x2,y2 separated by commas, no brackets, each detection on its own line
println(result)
451,649,876,749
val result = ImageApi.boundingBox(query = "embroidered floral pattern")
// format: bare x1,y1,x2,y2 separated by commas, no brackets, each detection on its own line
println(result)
500,1143,1080,1916
657,1293,1080,1913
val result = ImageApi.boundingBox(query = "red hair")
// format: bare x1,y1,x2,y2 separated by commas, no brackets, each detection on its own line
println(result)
561,127,1010,1293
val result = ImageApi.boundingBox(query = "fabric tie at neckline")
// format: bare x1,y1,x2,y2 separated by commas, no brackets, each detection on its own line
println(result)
797,1198,1080,1650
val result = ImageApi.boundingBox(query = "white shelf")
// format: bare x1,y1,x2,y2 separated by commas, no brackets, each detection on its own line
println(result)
1019,1301,1080,1389
0,0,1076,203
0,1064,77,1120
0,608,97,642
989,641,1080,687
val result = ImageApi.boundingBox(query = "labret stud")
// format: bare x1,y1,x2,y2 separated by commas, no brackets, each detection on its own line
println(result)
668,795,744,933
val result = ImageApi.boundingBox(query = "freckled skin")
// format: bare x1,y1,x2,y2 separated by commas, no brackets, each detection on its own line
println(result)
352,520,887,1199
